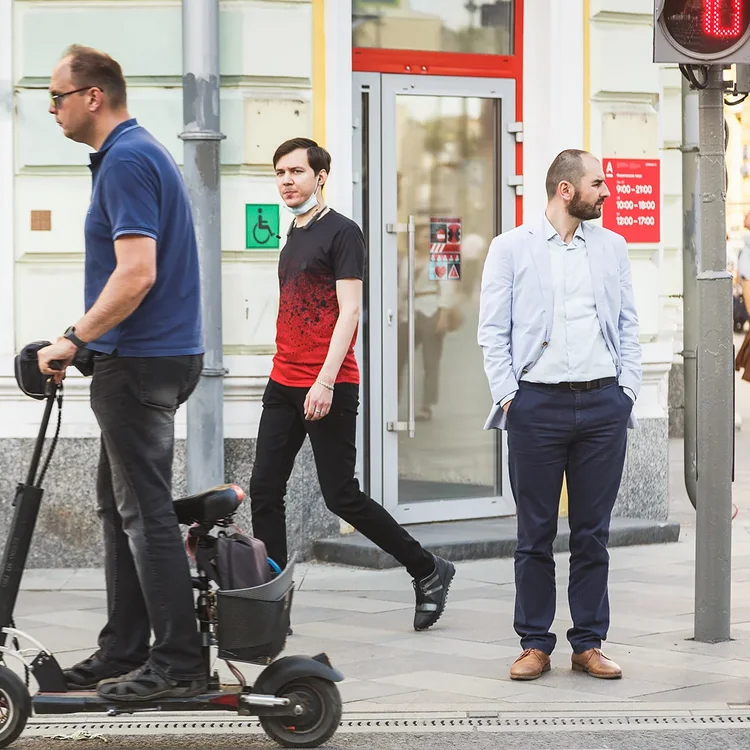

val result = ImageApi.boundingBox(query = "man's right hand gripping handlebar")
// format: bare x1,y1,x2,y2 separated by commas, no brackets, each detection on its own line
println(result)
37,337,78,384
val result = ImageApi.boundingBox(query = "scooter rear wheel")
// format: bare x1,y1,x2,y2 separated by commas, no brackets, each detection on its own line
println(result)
259,676,342,748
0,665,30,748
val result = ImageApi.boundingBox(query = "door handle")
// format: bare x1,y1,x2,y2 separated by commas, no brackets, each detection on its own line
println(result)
385,215,416,438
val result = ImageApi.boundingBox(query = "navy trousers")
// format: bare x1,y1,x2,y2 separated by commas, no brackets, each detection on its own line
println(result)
507,381,631,655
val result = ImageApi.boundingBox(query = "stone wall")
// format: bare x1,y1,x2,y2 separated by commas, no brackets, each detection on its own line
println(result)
0,425,669,568
0,437,338,569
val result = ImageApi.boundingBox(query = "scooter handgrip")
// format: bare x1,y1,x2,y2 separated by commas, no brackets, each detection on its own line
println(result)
49,360,63,371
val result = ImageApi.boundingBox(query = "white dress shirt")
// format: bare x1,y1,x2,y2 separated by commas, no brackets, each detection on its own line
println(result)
740,240,750,280
501,216,634,405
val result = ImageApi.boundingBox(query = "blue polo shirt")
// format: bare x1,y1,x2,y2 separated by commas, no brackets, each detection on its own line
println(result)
84,119,203,356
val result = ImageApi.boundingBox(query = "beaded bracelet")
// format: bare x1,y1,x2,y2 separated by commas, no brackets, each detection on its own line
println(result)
316,379,335,392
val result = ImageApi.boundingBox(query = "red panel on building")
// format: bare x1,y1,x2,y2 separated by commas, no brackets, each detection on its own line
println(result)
602,158,661,244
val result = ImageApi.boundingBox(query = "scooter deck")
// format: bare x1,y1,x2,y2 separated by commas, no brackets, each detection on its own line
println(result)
33,687,242,715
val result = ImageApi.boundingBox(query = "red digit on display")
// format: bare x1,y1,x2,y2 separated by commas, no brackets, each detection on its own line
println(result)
704,0,743,39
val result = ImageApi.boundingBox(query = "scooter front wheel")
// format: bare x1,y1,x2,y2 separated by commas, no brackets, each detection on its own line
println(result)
260,676,342,748
0,665,30,748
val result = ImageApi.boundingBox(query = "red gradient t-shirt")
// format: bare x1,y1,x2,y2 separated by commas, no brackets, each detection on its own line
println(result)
270,209,365,388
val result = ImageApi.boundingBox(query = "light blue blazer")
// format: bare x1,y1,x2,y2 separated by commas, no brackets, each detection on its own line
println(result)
477,219,642,431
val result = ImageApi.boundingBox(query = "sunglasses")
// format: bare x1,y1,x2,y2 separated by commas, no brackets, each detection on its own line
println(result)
49,86,93,108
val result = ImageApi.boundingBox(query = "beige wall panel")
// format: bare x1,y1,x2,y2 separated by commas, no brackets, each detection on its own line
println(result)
601,111,659,158
660,85,682,146
15,89,247,169
15,174,89,255
590,24,658,97
592,0,653,14
660,146,681,197
222,261,279,349
15,1,311,82
243,98,311,167
15,261,85,347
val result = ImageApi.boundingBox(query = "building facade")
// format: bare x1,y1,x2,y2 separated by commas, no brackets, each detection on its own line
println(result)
0,0,680,567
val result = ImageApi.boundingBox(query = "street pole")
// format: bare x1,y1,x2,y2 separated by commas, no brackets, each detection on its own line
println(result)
681,76,699,510
694,65,733,643
181,0,226,494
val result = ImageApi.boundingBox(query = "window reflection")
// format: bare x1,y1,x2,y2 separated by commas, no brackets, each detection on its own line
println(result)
395,95,499,502
352,0,515,56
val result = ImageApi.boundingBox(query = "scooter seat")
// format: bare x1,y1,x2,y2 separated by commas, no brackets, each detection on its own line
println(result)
173,484,244,526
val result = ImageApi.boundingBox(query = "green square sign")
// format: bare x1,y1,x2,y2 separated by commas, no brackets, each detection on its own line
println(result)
246,204,280,249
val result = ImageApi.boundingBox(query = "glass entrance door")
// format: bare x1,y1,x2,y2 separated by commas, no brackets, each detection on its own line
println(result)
354,74,517,524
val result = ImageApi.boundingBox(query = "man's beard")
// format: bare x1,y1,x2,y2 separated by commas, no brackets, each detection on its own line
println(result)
568,191,604,221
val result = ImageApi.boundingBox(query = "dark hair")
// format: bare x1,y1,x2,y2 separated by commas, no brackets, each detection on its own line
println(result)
545,149,588,199
63,45,127,110
273,137,331,175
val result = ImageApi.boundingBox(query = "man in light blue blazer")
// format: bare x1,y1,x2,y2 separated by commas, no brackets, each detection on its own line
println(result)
478,150,642,682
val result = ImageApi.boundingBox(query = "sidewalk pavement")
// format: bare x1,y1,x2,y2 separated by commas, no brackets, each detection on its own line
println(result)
8,366,750,716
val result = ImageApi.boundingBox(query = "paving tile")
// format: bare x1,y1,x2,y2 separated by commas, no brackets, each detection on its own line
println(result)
386,635,519,661
20,569,76,590
61,569,106,591
338,679,419,704
499,685,623,703
638,678,750,703
14,590,104,616
292,590,409,614
21,608,107,630
293,621,400,645
350,689,513,706
372,670,525,700
341,653,505,682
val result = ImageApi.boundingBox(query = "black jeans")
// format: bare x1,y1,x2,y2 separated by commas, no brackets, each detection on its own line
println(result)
507,381,631,655
250,379,434,580
90,353,204,680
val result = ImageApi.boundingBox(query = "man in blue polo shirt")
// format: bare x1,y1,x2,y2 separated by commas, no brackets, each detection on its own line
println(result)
38,45,206,701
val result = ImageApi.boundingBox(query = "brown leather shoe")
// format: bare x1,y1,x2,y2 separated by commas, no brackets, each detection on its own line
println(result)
510,649,551,681
571,648,622,679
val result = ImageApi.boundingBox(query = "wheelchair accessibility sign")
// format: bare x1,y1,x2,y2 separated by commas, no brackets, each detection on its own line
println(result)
245,204,280,249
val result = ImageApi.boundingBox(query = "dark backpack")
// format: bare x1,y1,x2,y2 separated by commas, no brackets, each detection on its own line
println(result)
195,531,272,590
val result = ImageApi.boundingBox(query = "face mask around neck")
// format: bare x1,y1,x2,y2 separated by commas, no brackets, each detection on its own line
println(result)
286,188,320,217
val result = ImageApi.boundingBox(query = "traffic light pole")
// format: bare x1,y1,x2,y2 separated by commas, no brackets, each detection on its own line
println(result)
694,65,733,643
681,75,699,511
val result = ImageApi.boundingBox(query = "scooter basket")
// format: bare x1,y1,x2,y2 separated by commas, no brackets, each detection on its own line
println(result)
216,560,294,665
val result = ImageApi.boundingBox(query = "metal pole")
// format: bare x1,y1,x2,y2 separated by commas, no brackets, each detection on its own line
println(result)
181,0,225,493
681,76,699,509
694,65,733,643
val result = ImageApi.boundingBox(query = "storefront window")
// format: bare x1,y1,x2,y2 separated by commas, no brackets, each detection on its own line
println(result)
352,0,515,56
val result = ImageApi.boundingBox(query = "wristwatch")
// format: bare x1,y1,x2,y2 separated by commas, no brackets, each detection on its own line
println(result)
63,326,87,349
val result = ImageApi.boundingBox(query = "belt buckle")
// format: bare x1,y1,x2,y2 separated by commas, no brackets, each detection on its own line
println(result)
569,381,588,392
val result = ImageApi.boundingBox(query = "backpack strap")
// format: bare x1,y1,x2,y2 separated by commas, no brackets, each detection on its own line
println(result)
193,539,222,588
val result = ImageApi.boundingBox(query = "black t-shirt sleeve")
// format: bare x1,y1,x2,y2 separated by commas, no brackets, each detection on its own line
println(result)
331,223,365,281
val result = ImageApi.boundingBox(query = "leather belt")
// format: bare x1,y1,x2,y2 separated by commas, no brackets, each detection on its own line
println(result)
529,377,617,392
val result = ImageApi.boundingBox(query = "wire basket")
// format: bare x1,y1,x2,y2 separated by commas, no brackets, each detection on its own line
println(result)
215,561,294,665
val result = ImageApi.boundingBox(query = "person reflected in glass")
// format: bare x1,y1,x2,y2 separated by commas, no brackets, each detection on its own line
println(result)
398,219,463,422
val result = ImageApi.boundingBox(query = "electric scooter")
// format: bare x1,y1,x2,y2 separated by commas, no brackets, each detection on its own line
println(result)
0,352,344,748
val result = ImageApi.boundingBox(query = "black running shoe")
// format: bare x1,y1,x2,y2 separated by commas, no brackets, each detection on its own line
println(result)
64,652,139,690
413,555,455,631
97,663,207,703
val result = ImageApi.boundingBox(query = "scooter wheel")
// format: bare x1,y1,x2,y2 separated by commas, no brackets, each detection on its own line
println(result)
0,665,30,748
260,677,342,748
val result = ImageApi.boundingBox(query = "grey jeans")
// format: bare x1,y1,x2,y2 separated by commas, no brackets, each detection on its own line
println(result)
90,352,204,680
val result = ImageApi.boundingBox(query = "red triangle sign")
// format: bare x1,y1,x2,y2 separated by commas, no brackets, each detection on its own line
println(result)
448,264,460,279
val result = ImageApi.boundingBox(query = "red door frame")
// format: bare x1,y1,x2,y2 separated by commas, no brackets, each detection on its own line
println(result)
352,0,524,225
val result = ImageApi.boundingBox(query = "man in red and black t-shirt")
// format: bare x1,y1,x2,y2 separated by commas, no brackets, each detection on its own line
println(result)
250,138,455,631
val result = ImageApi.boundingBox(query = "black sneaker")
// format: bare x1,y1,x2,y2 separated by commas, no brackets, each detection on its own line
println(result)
64,652,139,690
96,662,207,703
413,555,455,631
